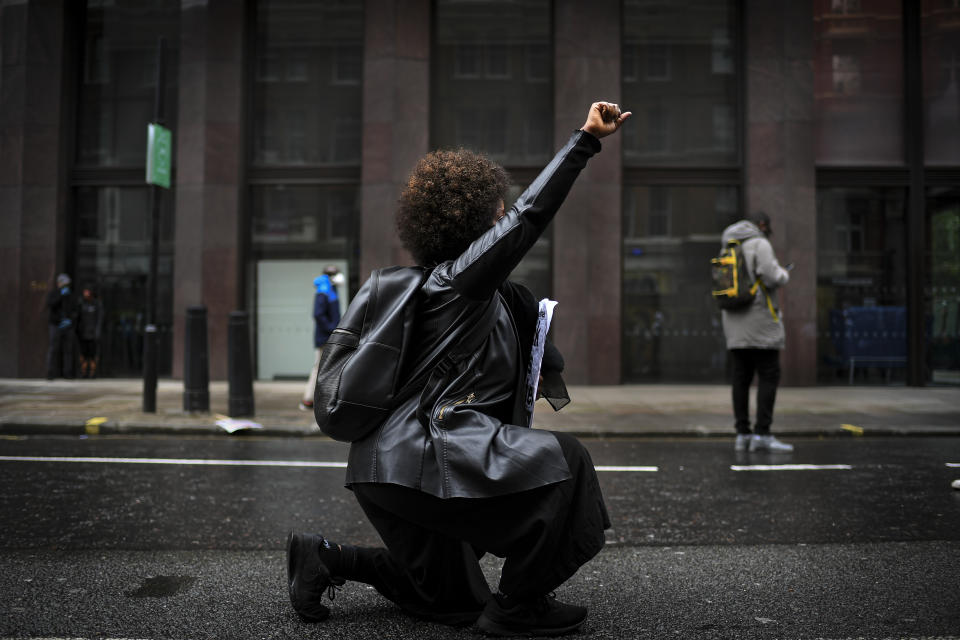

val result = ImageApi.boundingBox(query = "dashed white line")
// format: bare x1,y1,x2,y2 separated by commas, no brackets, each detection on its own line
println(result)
1,457,954,475
0,456,656,472
731,464,853,471
0,455,347,468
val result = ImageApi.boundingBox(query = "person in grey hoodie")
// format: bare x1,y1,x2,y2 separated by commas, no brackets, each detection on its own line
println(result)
720,211,794,452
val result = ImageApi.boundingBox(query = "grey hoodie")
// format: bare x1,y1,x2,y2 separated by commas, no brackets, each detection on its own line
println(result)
719,220,790,350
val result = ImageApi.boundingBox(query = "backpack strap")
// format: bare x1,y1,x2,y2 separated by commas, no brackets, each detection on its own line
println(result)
745,239,780,323
755,280,780,322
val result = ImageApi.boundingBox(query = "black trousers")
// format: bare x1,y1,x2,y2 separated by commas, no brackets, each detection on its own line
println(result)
730,348,781,435
347,431,610,625
46,324,76,379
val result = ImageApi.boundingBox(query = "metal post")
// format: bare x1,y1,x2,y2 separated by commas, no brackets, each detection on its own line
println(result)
183,305,210,413
228,311,255,417
903,2,926,386
143,37,167,412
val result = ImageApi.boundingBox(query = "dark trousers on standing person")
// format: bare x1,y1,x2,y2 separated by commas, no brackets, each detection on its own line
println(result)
343,432,610,625
46,324,76,379
730,348,781,435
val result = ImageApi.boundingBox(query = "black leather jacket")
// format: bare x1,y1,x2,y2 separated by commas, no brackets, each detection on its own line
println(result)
345,130,602,499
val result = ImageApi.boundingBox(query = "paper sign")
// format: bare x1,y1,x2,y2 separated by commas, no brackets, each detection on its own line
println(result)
524,299,557,426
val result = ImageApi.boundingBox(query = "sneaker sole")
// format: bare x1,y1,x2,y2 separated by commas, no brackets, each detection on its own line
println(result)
476,613,586,637
286,532,331,623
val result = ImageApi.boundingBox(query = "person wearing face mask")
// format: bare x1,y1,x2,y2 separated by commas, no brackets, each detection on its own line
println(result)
46,273,79,380
300,266,343,411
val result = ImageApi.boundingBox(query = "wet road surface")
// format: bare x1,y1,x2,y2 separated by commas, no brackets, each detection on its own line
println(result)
1,434,958,639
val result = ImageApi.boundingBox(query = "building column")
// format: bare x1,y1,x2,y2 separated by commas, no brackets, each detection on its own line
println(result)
0,0,68,378
553,0,623,384
359,0,429,276
746,0,817,386
171,0,245,380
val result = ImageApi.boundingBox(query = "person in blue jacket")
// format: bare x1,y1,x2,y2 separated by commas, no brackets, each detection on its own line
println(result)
300,267,342,410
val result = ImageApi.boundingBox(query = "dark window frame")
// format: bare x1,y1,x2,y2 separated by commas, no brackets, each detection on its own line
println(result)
429,0,555,299
66,2,181,378
620,0,746,383
244,0,365,378
814,2,960,386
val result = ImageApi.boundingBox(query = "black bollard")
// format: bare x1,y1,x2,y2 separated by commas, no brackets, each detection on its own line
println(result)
142,324,158,412
228,311,255,417
183,305,210,413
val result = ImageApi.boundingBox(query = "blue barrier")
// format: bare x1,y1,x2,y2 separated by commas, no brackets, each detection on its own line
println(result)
829,306,907,384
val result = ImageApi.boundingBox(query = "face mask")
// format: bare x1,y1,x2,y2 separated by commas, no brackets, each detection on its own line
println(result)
331,273,345,286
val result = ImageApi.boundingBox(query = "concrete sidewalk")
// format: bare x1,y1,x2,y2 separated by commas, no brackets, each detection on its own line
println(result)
1,378,958,439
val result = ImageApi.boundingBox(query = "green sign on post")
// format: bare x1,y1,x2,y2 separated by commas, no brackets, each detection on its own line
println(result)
146,122,172,188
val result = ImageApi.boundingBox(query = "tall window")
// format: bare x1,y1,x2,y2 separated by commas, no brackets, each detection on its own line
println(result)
622,0,740,167
816,187,908,383
432,0,553,299
923,0,960,165
249,1,362,272
923,0,960,385
250,0,363,380
814,1,907,385
814,0,904,164
926,187,960,384
252,3,362,167
815,1,960,386
433,0,552,167
621,0,741,382
73,1,180,376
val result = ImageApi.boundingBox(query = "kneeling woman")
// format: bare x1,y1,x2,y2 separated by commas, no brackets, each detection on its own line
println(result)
288,101,630,637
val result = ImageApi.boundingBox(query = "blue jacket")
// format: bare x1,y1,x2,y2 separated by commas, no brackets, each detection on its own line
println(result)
313,291,341,348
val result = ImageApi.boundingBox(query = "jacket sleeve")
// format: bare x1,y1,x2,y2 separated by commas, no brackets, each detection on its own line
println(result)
754,238,790,288
446,130,602,300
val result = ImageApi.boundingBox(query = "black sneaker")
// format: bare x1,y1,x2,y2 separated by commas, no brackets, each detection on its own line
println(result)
285,531,345,622
477,592,587,636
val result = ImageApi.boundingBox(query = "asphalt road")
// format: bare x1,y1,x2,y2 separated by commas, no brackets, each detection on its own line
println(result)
1,433,958,639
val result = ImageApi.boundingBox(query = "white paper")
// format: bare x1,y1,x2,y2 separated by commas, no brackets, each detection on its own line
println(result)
215,415,264,434
524,299,557,426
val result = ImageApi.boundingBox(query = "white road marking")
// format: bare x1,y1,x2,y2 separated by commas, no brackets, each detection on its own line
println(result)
0,455,656,472
0,455,347,468
1,457,954,475
731,464,852,471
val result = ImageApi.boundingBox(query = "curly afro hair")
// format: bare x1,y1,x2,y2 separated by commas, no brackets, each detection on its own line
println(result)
397,149,510,267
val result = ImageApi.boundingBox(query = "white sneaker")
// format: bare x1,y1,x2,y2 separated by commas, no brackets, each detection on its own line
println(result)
734,434,753,451
750,434,794,452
